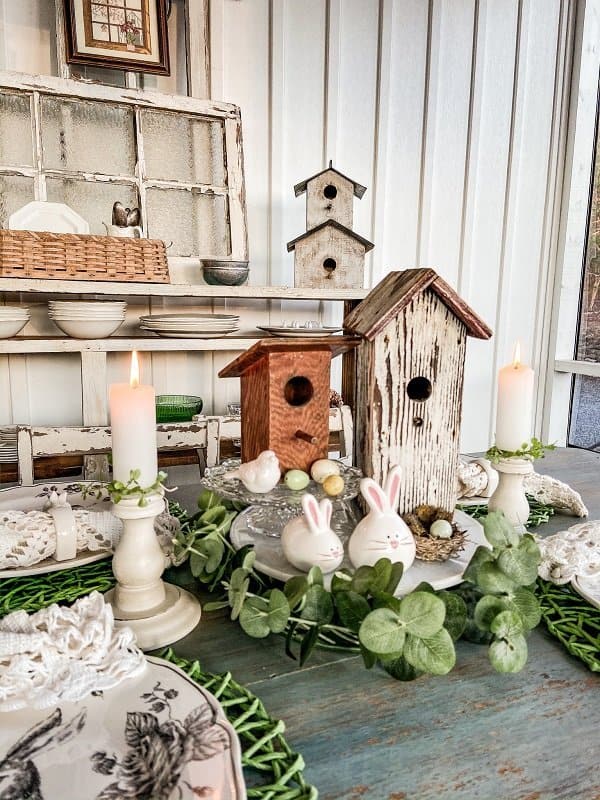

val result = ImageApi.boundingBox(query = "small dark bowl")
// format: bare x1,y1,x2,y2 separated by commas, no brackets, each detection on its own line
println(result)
202,260,249,286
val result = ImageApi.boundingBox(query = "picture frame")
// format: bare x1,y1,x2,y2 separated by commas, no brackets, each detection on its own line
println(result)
64,0,170,75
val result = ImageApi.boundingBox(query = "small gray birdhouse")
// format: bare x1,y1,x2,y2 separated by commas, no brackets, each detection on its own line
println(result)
288,162,373,290
287,220,374,290
344,268,492,517
294,162,367,230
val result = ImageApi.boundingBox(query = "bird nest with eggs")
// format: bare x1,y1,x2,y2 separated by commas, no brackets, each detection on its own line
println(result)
403,505,467,562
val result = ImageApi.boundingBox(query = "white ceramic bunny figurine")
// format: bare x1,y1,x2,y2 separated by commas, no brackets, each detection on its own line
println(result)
348,465,416,570
281,494,344,574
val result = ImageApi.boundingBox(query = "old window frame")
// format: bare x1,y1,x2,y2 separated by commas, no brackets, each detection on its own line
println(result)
0,70,248,265
543,0,600,446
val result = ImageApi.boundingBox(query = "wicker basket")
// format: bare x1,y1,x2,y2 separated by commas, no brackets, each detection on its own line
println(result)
0,229,170,283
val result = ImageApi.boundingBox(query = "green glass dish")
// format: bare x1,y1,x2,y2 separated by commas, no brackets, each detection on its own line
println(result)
155,394,203,422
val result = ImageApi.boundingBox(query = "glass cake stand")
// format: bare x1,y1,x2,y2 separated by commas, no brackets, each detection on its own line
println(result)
202,458,362,537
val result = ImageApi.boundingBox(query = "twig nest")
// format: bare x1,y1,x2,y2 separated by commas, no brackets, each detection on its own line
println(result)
403,505,466,562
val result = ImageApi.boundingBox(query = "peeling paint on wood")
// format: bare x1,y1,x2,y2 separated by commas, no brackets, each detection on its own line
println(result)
353,289,467,515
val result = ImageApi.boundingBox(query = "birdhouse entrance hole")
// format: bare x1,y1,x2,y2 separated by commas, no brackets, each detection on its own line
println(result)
323,184,338,199
406,376,432,401
284,375,314,406
323,258,337,276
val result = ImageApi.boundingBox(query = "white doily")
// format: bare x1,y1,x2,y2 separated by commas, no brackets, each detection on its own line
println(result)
0,592,146,711
457,458,490,498
0,505,181,570
456,458,588,517
537,520,600,584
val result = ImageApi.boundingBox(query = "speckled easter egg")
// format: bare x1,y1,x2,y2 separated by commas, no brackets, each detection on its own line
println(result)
429,519,453,539
310,459,340,484
284,469,310,491
322,474,345,497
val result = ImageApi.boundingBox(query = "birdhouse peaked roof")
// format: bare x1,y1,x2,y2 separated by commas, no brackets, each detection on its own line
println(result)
343,268,493,341
286,219,375,253
219,336,361,378
294,162,367,199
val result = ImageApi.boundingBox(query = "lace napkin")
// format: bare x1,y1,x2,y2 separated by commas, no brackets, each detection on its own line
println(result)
0,592,146,712
0,504,182,570
537,520,600,584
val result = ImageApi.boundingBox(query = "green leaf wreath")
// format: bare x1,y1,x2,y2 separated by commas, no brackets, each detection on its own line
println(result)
172,491,546,681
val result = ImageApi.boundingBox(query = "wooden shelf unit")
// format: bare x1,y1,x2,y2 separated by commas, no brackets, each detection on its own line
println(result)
0,336,263,354
0,278,369,301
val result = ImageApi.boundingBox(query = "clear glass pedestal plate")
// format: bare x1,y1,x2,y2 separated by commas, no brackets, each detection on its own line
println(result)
202,459,362,537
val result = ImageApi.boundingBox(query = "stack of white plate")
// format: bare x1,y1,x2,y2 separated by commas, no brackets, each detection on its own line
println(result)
48,301,127,339
139,313,240,338
0,306,30,339
0,427,17,463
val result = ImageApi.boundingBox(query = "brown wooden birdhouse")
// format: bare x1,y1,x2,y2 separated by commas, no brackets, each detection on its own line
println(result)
219,337,359,472
344,268,492,516
289,162,374,290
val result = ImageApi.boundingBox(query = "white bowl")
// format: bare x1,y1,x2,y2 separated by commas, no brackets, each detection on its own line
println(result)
48,312,126,319
49,301,126,308
49,303,126,315
0,305,29,315
52,318,124,338
0,317,29,338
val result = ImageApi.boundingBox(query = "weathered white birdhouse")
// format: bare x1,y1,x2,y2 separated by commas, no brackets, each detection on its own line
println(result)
294,162,367,230
287,219,374,290
289,162,373,290
344,268,492,517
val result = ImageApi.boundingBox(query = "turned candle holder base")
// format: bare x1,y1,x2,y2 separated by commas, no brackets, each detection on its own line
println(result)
488,458,534,533
105,493,201,651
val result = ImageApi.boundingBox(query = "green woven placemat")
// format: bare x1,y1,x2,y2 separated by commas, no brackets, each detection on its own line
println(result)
0,560,317,800
536,579,600,674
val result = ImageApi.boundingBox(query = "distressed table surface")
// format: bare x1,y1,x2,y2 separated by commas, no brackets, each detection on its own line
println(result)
171,448,600,800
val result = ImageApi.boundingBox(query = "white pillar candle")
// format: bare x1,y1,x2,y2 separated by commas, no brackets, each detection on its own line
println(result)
495,342,535,452
109,351,158,487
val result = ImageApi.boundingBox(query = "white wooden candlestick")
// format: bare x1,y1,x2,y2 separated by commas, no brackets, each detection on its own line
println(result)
105,493,201,651
488,458,534,532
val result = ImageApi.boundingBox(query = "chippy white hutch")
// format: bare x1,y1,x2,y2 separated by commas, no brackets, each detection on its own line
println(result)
0,5,367,483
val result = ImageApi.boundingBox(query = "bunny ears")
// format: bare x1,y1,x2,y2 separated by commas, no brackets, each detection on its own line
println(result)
301,493,333,534
360,465,402,514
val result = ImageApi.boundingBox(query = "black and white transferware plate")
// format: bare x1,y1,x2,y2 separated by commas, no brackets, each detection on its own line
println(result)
0,656,246,799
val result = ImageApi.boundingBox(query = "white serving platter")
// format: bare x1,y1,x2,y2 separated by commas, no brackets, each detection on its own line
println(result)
572,575,600,609
0,656,246,800
8,201,90,234
257,325,343,338
140,327,240,339
0,482,112,578
230,508,487,595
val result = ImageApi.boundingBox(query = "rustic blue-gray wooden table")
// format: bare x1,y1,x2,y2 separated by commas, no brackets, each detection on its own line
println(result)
172,448,600,800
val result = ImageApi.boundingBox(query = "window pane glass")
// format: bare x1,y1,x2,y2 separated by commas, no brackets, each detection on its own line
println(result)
41,96,136,176
575,115,600,363
141,110,225,185
145,189,229,257
0,91,33,167
568,375,600,451
46,178,138,235
0,175,35,227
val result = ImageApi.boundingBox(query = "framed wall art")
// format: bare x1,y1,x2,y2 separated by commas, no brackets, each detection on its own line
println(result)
64,0,170,75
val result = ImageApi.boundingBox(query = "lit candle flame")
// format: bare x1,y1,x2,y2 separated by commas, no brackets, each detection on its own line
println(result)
130,351,140,388
512,341,521,368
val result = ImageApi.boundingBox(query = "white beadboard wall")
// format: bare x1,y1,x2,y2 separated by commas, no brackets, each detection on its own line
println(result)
0,0,578,451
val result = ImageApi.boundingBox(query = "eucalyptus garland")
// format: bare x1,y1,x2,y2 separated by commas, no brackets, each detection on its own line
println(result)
174,492,545,680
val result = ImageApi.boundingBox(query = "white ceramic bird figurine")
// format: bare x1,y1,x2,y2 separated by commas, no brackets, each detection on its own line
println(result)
227,450,281,494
